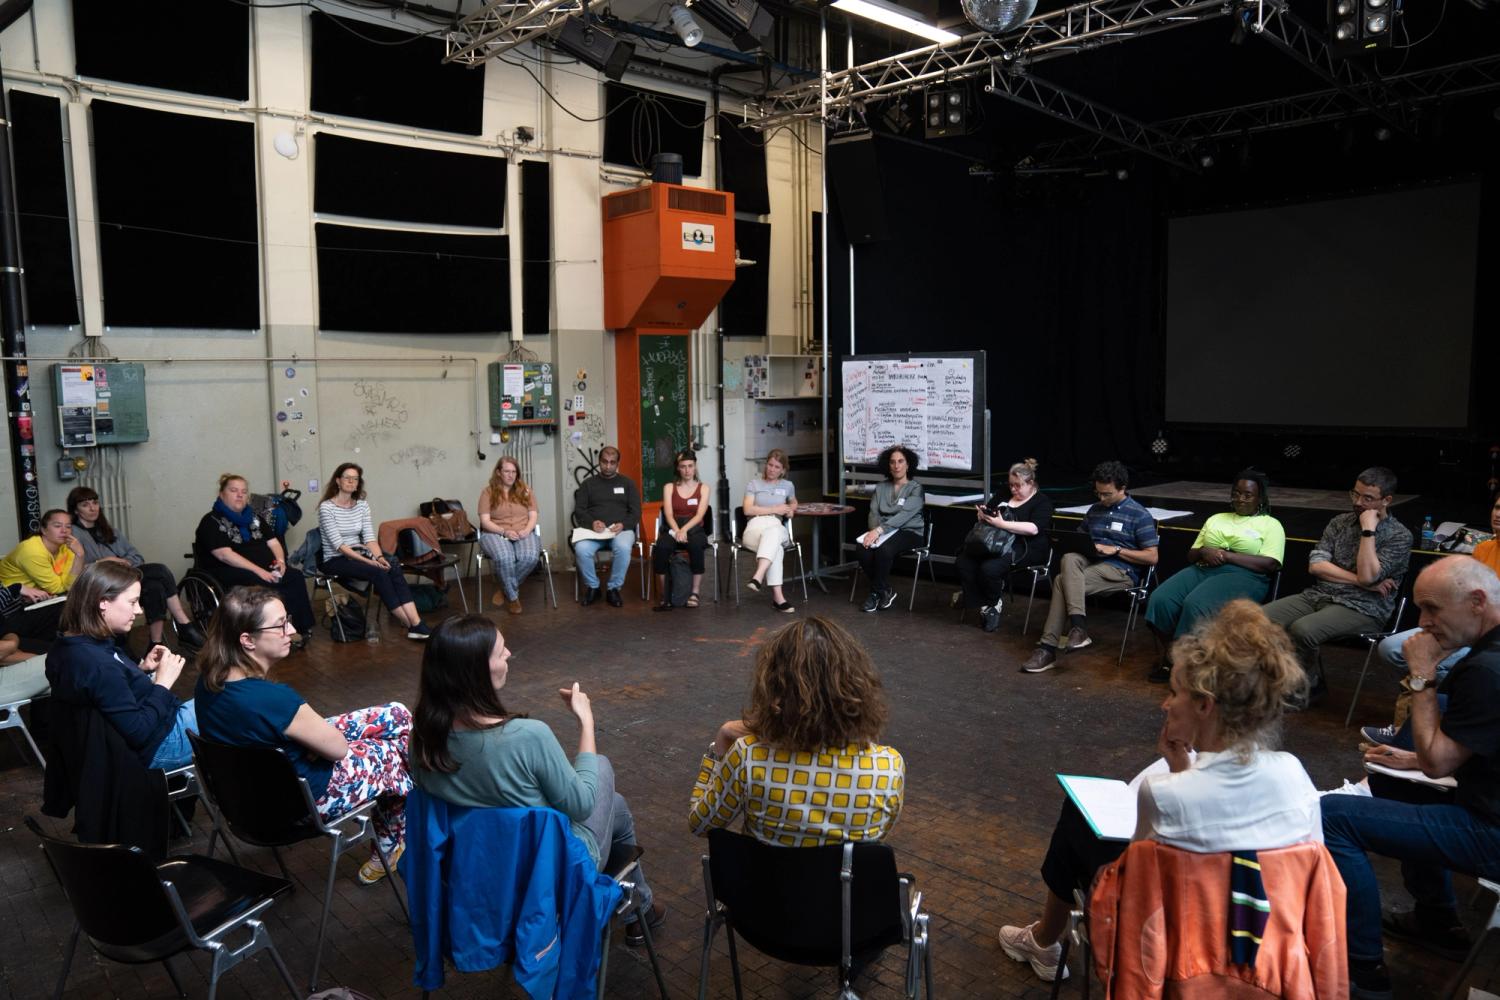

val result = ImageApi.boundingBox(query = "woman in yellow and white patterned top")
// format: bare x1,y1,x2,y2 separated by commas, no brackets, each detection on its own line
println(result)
689,616,904,847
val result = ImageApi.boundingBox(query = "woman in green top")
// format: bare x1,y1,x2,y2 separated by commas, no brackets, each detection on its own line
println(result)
409,615,663,942
1144,469,1285,680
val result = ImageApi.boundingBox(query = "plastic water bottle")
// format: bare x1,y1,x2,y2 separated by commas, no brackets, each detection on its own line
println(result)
1421,515,1435,550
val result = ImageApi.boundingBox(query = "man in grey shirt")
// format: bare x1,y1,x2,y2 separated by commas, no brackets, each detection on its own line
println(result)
1264,466,1412,701
573,446,641,606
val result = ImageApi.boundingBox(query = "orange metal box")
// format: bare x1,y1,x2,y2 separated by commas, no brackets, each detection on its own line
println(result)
602,183,736,330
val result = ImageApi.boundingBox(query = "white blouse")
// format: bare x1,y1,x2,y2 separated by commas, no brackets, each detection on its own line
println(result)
1133,749,1323,852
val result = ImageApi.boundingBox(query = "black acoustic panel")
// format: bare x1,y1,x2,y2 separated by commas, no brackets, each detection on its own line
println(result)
826,131,889,244
9,91,78,326
310,12,483,136
520,160,551,336
73,0,248,100
720,219,769,337
317,224,509,333
602,83,706,176
92,101,258,329
314,134,504,227
718,114,769,216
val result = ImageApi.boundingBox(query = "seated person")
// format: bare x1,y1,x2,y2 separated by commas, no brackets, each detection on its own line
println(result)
653,449,710,611
690,616,905,846
195,473,315,641
1264,466,1410,701
571,446,640,608
68,486,206,651
999,600,1319,983
409,614,664,944
1021,460,1159,674
477,456,540,615
318,462,429,640
741,449,798,614
854,445,926,614
0,508,84,661
45,562,195,769
953,458,1053,631
1143,468,1284,681
1361,494,1500,745
1322,556,1500,1000
193,586,412,885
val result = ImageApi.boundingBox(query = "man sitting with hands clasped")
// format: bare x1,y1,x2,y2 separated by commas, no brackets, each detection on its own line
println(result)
572,446,640,608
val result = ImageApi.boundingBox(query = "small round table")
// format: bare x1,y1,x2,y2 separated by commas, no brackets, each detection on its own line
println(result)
791,503,856,591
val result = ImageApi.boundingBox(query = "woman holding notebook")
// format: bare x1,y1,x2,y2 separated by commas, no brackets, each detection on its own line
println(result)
996,600,1320,983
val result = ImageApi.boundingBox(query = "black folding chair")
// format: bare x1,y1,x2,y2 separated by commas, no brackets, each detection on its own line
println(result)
187,731,409,992
697,828,932,1000
27,816,300,1000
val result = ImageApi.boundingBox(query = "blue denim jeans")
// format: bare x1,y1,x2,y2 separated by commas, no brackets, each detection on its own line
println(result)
574,531,635,590
1321,792,1500,961
1377,627,1467,678
149,700,198,769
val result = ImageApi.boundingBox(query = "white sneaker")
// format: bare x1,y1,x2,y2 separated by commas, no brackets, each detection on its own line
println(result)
998,922,1069,982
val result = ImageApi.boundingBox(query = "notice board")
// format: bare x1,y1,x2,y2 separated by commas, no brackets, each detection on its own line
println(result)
487,360,557,427
840,351,984,472
51,362,150,447
638,334,690,496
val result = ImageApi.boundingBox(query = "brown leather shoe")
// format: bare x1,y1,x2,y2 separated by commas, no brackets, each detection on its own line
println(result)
1020,647,1058,674
508,599,523,615
1065,626,1093,651
491,590,507,608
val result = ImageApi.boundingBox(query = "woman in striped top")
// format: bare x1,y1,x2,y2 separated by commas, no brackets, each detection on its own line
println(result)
318,463,429,640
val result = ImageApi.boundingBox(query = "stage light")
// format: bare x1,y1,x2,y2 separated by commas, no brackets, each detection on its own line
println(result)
1150,431,1168,457
924,86,967,138
1329,0,1393,54
831,0,960,45
1283,443,1302,459
669,4,704,45
552,18,636,80
685,0,774,51
960,0,1037,34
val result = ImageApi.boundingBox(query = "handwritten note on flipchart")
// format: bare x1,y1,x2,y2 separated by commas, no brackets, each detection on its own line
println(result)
842,357,975,471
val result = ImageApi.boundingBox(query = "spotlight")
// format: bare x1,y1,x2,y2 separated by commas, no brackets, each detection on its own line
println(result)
1198,150,1215,169
1283,443,1302,459
669,4,704,45
686,0,774,51
1329,0,1393,53
551,18,636,80
1374,125,1392,141
924,87,967,138
1150,431,1168,457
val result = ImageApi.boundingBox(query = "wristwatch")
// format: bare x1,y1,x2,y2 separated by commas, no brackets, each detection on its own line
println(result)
1360,529,1376,538
1400,673,1434,693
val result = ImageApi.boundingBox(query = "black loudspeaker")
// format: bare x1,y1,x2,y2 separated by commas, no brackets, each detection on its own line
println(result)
553,19,635,81
520,160,551,336
687,0,773,51
826,131,889,244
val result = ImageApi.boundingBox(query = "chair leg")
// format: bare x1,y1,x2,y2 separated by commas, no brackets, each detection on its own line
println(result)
633,900,671,1000
908,553,923,610
52,923,80,1000
269,846,293,884
1051,935,1071,1000
697,912,719,1000
796,546,808,603
16,716,45,767
725,924,745,1000
309,837,343,992
370,818,411,924
849,564,859,603
1024,573,1041,636
1117,595,1141,665
161,956,188,998
261,930,303,999
546,560,558,609
1345,642,1380,728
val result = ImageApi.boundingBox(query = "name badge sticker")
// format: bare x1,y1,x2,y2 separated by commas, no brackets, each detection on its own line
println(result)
1110,521,1123,532
613,487,625,494
897,498,906,506
687,498,699,505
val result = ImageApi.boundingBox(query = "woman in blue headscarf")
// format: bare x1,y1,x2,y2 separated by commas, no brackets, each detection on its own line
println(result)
194,473,315,640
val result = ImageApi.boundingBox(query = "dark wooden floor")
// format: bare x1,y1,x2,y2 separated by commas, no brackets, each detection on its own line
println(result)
1,563,1496,999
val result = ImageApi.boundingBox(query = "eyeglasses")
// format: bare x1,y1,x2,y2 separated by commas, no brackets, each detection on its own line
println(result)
1349,490,1385,505
251,618,294,633
338,474,361,482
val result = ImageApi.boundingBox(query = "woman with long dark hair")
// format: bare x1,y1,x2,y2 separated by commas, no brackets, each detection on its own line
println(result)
410,615,663,943
318,462,428,640
68,486,206,650
853,445,926,613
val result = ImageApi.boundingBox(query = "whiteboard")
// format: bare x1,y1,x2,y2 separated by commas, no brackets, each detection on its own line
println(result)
841,352,985,472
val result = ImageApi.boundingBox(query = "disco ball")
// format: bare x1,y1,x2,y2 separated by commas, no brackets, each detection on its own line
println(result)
960,0,1038,34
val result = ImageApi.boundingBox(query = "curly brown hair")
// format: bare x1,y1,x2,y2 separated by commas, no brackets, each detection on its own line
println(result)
1170,599,1308,754
742,616,889,752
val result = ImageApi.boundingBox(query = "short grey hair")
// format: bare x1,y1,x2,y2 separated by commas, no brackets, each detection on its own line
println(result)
1422,555,1500,606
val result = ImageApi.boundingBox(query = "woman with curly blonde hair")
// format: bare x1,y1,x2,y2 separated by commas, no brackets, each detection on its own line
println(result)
688,615,904,846
998,600,1320,983
477,456,540,614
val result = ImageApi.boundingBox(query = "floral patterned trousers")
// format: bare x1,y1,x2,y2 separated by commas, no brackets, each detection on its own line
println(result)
314,702,413,859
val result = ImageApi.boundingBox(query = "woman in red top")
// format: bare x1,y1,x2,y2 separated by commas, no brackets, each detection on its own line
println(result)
652,450,710,610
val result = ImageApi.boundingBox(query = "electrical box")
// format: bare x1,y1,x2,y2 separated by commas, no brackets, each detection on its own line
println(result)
51,362,149,447
486,361,558,427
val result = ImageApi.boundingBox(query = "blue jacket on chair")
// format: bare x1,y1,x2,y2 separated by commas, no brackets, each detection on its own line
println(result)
400,789,623,998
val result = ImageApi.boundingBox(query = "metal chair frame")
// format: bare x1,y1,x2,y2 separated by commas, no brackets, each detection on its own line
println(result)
0,653,49,766
848,523,937,611
1445,878,1500,999
1009,550,1055,635
1335,594,1410,727
649,509,721,604
730,507,808,606
305,544,381,642
570,516,649,601
473,522,559,610
1116,565,1159,665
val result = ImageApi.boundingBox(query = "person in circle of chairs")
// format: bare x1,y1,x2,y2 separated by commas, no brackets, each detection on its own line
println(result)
318,462,430,640
995,600,1320,983
477,455,541,615
690,615,905,846
409,614,665,945
194,473,315,644
653,449,711,611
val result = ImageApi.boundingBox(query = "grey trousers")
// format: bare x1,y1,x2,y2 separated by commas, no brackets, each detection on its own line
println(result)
1262,592,1381,683
583,756,653,914
1040,552,1135,648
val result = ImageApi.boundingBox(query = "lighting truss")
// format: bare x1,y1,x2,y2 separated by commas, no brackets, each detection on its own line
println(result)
445,0,588,63
1031,53,1500,165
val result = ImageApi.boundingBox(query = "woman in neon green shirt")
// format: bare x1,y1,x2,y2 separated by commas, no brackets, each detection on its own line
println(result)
1144,470,1284,681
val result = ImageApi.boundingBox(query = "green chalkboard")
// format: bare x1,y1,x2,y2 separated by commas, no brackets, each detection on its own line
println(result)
638,335,689,497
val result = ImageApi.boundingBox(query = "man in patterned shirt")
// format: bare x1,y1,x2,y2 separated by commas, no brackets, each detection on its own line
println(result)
1264,466,1412,702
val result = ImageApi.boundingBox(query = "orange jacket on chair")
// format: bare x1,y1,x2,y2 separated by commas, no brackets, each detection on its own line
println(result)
1088,840,1348,999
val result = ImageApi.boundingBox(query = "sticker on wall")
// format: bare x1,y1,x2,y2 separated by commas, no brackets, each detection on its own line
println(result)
276,411,288,422
284,367,296,379
681,221,716,252
570,430,582,443
285,398,295,408
300,387,309,397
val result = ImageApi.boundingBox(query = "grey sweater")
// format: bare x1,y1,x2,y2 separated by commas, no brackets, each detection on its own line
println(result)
868,482,925,535
575,474,640,530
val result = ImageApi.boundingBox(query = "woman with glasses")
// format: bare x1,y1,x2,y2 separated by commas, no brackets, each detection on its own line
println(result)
318,462,429,640
1143,469,1284,681
477,456,540,615
193,586,413,885
195,473,315,643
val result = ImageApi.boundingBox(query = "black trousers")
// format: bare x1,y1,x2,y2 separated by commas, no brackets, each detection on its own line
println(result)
652,526,709,575
137,562,180,622
2,599,64,654
954,545,1050,609
203,563,316,632
323,554,416,611
855,530,923,594
1040,798,1129,903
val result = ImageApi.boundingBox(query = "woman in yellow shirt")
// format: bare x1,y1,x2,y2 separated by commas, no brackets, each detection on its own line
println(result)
0,508,85,595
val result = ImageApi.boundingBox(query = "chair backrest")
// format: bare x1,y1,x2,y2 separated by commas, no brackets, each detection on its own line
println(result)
706,828,904,967
26,816,181,950
187,730,322,847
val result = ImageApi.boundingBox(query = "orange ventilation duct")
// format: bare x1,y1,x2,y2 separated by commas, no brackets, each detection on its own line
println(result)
602,183,736,330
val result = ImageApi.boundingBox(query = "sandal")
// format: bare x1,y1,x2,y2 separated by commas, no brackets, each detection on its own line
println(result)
685,594,700,608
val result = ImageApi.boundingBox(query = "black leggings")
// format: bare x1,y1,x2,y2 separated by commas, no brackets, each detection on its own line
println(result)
954,545,1049,609
652,527,709,575
2,599,64,654
323,554,416,611
137,562,180,622
1040,798,1128,903
855,529,923,594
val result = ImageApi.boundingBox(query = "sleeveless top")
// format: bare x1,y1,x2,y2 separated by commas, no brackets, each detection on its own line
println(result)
670,483,704,523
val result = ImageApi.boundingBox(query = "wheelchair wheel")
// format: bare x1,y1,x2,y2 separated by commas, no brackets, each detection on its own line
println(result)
177,571,223,630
